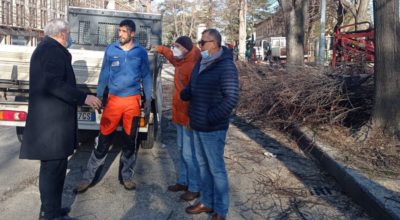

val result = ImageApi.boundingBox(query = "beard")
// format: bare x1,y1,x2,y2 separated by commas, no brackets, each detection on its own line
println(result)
120,36,132,45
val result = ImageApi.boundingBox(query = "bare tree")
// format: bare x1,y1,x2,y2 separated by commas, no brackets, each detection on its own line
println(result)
339,0,370,30
371,0,400,135
280,0,309,69
161,0,205,43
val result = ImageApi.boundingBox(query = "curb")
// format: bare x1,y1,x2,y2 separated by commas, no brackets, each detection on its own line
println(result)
290,126,400,220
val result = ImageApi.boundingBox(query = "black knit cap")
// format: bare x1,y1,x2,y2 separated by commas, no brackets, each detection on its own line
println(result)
175,36,193,51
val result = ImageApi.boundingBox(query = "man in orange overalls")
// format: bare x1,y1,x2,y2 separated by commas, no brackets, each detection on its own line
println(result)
76,20,152,192
151,37,201,201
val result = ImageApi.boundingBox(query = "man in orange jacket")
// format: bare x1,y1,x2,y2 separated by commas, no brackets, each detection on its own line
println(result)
151,37,201,201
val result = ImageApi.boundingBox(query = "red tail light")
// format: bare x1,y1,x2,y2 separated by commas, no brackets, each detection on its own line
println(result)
0,110,27,121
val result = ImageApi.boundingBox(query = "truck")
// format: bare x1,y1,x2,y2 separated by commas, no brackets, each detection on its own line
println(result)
0,6,163,149
253,37,309,63
253,37,285,62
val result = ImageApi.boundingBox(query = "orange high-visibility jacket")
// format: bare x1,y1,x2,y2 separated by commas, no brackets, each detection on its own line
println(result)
158,45,201,126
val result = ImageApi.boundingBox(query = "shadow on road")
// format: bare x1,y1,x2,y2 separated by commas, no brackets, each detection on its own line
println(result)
62,131,123,209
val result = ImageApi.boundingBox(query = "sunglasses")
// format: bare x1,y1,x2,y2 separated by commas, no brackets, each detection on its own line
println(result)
198,40,214,46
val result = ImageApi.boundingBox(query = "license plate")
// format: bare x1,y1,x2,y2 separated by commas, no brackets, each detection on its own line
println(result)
78,112,95,121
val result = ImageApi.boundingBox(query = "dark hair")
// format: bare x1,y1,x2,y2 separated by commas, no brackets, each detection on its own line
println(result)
201,29,221,47
120,20,136,32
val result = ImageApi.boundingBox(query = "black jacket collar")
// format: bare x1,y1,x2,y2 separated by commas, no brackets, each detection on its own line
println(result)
43,36,72,60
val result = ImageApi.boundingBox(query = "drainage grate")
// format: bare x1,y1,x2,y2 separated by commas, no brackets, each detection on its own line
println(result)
309,187,333,196
78,21,91,44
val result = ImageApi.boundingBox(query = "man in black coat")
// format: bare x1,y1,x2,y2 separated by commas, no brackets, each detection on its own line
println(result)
19,19,101,220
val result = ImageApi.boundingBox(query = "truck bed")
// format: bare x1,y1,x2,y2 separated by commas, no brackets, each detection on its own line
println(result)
0,44,104,87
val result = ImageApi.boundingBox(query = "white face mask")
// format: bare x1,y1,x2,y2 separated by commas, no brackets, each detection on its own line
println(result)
173,47,183,57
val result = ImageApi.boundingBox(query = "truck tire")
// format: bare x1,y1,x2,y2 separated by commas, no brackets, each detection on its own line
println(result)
140,124,154,149
16,127,24,143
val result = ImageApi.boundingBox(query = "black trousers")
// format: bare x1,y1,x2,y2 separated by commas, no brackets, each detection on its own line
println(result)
39,158,68,219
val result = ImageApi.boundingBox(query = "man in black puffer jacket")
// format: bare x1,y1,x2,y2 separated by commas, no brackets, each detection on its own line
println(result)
181,29,239,220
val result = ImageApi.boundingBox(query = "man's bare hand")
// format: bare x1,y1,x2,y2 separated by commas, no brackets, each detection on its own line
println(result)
85,95,102,110
150,45,159,52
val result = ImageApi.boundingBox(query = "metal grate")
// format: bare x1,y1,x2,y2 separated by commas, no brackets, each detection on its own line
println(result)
97,22,119,46
78,21,91,44
309,187,333,196
137,25,151,49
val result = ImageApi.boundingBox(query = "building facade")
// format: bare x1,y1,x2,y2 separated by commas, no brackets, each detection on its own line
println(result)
0,0,68,46
254,7,284,42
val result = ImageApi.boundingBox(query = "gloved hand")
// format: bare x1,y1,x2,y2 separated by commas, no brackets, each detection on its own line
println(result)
186,121,193,131
144,99,152,119
150,45,159,53
180,88,191,101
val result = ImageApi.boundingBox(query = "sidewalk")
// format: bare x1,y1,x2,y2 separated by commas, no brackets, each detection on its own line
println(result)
291,126,400,220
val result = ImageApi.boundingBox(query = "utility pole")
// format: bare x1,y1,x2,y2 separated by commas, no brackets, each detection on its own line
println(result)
318,0,326,70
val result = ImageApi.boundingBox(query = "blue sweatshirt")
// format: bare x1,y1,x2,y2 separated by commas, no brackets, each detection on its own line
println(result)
97,40,152,99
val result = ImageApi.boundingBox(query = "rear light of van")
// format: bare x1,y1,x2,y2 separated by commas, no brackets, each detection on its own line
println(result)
139,117,146,127
0,110,27,121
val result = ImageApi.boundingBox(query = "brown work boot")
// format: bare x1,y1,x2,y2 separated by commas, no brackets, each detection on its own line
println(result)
185,202,214,214
167,183,188,192
180,190,200,201
123,180,136,190
74,182,91,194
211,213,226,220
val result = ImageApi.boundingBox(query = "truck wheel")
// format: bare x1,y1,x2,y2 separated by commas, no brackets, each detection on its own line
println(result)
16,127,24,143
140,124,154,149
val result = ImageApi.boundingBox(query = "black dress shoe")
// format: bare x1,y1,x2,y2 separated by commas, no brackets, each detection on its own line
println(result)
60,207,71,216
38,207,73,220
39,215,78,220
54,216,78,220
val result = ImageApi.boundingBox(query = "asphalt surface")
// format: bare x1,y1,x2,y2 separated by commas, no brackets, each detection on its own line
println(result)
0,64,372,220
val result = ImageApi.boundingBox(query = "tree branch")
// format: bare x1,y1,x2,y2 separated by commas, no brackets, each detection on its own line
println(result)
339,0,357,18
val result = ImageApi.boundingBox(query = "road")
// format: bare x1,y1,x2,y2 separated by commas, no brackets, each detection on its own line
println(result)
0,64,371,220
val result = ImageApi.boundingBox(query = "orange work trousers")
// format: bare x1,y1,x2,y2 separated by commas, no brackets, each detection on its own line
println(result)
100,94,141,135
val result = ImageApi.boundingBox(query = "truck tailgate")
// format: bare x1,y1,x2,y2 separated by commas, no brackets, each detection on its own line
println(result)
0,45,104,86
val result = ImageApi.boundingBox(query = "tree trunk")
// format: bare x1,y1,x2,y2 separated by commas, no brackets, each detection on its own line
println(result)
188,11,195,39
207,0,213,28
251,0,254,42
334,0,344,33
355,0,369,31
371,0,400,135
181,0,186,36
281,0,308,69
252,13,254,42
238,0,247,61
339,0,370,31
173,4,179,37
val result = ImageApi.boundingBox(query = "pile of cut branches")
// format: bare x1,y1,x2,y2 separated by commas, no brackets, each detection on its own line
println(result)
235,62,373,129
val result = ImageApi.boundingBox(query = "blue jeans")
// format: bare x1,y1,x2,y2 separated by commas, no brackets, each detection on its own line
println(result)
193,129,229,219
175,123,200,192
